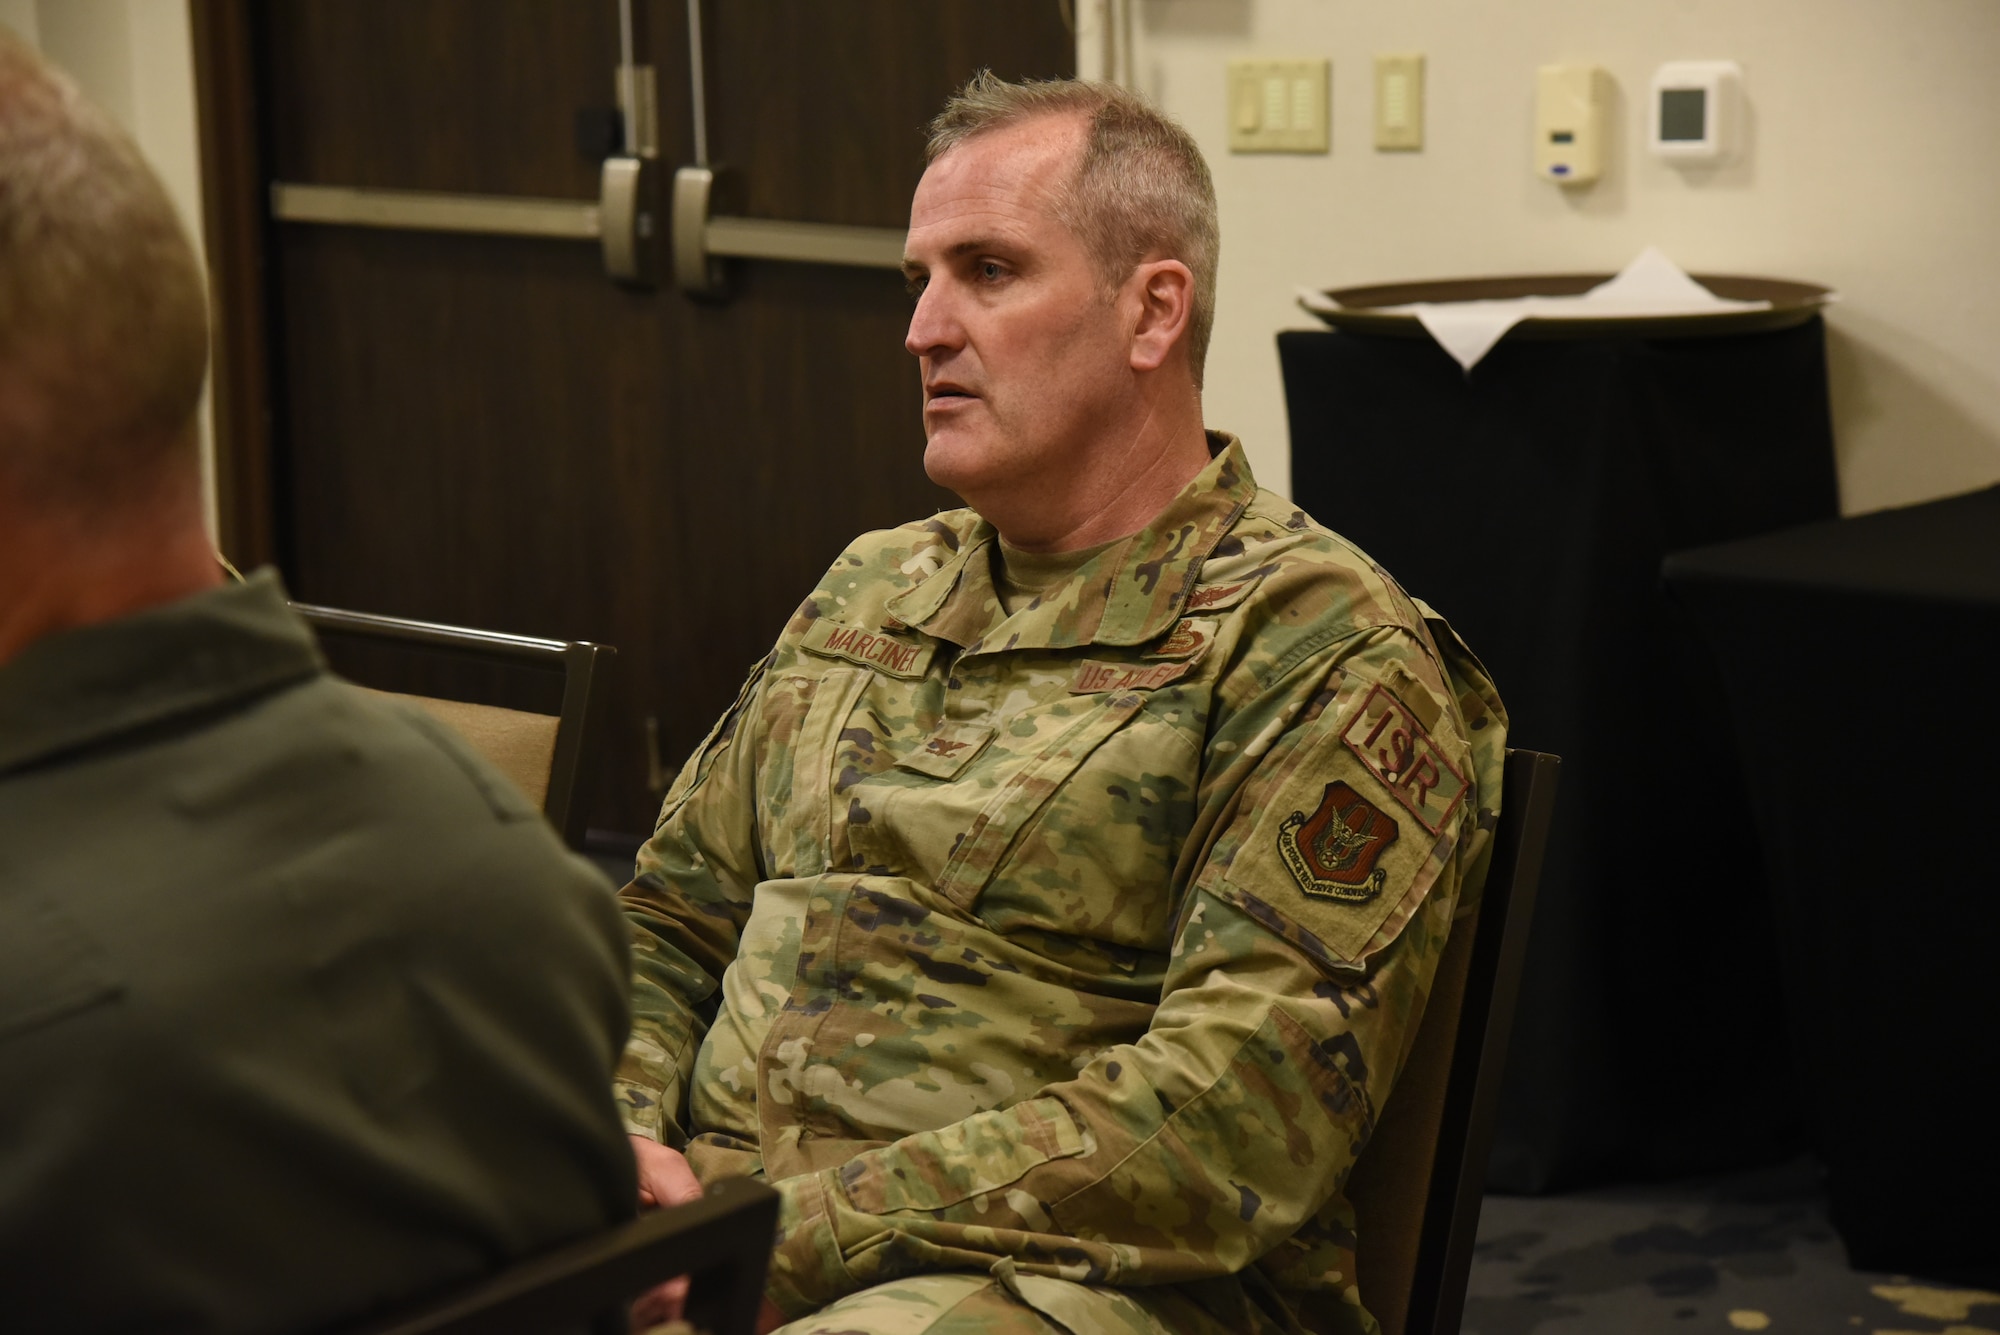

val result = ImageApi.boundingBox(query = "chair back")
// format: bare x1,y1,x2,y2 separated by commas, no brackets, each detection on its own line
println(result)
373,694,562,810
292,603,612,848
1347,748,1560,1335
342,1176,779,1335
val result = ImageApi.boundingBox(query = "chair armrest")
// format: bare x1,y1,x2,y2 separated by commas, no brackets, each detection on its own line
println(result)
346,1177,779,1335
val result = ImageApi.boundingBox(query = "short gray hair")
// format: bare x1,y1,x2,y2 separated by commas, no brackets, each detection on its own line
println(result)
928,74,1219,391
0,26,208,508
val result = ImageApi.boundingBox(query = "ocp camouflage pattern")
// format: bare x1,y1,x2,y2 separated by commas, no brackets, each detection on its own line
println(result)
617,435,1508,1334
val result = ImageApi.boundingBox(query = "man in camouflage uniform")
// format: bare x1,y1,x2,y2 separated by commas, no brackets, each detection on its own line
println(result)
619,74,1506,1335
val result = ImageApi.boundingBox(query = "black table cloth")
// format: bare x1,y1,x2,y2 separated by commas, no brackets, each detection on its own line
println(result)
1281,318,1839,1191
1664,485,2000,1281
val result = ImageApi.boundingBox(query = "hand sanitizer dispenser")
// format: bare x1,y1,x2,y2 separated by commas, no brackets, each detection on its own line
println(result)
1536,64,1608,185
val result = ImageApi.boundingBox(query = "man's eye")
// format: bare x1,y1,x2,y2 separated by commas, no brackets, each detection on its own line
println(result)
979,261,1005,281
905,275,928,299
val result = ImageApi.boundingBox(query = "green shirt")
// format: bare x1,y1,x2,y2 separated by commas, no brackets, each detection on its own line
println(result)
0,572,636,1334
618,437,1508,1332
993,537,1119,615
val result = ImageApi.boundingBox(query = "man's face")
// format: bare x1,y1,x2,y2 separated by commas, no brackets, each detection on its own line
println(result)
903,115,1131,506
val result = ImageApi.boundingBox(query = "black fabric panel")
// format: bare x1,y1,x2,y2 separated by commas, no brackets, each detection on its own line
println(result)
1665,486,2000,1281
1280,318,1839,1191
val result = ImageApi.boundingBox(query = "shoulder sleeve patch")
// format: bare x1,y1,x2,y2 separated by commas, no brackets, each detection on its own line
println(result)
1278,780,1400,902
1340,683,1468,835
1218,677,1468,970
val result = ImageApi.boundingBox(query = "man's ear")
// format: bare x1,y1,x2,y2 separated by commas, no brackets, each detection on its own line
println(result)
1126,258,1194,373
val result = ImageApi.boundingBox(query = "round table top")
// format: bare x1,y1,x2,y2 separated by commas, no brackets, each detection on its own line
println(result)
1301,272,1835,340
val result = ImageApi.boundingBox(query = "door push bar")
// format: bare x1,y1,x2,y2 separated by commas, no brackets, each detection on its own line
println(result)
669,165,905,297
268,165,903,295
270,156,662,287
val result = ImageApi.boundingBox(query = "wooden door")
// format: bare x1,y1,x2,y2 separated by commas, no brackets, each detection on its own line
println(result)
193,1,1074,839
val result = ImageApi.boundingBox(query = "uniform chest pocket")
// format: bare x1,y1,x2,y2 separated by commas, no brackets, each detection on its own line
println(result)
926,692,1147,910
764,665,871,879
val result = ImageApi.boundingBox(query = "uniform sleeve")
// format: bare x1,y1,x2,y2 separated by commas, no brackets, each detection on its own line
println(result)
759,626,1502,1317
614,656,772,1144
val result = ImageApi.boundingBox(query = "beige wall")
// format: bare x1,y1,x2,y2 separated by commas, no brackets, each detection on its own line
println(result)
1082,0,2000,515
5,0,212,533
12,5,1997,522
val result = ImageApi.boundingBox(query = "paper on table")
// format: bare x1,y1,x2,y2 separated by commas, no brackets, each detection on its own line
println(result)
1296,247,1775,372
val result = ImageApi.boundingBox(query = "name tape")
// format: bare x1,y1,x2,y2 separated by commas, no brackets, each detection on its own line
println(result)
801,619,936,679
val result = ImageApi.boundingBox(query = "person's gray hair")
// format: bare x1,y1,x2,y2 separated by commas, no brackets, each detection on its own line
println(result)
927,73,1219,391
0,25,208,508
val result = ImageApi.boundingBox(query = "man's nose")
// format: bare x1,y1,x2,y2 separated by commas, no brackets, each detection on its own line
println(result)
905,280,963,359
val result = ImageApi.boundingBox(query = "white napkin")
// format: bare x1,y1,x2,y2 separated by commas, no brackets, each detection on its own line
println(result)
1297,247,1776,372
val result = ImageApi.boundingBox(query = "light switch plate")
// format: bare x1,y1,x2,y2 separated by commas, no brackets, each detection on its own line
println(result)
1373,53,1424,151
1228,59,1330,153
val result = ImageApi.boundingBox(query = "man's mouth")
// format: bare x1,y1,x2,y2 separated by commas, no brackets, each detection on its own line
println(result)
926,382,976,403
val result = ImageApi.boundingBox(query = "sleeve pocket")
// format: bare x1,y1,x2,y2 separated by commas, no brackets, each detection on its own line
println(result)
0,892,122,1042
835,1096,1088,1214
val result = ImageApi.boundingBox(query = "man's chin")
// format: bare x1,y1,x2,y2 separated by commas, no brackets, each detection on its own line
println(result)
921,433,1001,499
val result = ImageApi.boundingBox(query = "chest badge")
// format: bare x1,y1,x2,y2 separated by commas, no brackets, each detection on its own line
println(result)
1147,617,1217,661
1279,781,1400,903
896,721,996,779
1185,577,1260,612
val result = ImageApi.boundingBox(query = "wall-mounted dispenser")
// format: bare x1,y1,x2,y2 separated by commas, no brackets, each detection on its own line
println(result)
1535,64,1609,185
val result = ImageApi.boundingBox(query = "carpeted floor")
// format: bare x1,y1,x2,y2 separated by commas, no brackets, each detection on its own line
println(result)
1465,1157,1999,1335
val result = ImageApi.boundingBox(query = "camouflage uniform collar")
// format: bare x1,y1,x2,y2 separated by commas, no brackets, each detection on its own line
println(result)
0,569,325,776
890,432,1257,653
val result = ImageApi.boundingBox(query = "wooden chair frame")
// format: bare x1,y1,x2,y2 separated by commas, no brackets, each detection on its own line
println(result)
292,603,611,849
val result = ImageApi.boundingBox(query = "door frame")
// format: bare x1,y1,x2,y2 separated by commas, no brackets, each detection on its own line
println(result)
190,0,280,570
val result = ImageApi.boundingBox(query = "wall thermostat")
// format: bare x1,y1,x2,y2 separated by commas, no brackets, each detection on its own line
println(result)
1650,60,1741,163
1535,65,1608,185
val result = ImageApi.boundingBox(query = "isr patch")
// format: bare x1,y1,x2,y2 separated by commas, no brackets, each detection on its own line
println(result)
1339,683,1468,835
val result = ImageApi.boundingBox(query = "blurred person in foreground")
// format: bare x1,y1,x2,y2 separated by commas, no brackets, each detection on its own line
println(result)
618,74,1509,1335
0,28,636,1333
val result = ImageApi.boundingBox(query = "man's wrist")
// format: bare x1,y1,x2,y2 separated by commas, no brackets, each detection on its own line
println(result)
614,1077,669,1141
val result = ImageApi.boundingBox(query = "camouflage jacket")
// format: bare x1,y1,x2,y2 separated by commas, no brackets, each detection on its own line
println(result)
617,436,1507,1333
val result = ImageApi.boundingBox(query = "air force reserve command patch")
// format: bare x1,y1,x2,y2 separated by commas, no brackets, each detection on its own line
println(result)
1280,781,1399,902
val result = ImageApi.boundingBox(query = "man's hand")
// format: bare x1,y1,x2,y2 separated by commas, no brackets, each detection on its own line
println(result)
627,1135,704,1328
630,1134,703,1209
